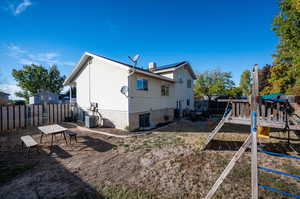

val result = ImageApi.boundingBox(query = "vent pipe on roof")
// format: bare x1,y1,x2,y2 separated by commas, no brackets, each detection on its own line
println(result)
148,62,157,71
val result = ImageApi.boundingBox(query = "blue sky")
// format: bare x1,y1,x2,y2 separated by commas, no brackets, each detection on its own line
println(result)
0,0,279,99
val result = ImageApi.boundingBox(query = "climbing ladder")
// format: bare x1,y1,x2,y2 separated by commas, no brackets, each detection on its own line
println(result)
204,134,251,199
200,109,232,151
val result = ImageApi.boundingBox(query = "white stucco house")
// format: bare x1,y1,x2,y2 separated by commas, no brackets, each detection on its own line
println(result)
64,52,196,131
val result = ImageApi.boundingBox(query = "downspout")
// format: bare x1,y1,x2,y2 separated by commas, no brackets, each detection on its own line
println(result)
69,85,72,104
88,58,91,104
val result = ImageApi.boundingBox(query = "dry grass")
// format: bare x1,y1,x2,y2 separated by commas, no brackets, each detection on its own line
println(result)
1,120,300,199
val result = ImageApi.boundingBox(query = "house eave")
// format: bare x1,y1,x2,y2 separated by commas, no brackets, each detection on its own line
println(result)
63,53,90,86
64,52,175,85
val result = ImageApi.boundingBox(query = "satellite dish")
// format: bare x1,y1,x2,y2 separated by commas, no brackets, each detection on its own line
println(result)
132,54,140,62
120,86,128,97
128,54,140,67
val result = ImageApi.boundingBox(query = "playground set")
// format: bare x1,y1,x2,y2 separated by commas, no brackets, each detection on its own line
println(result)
202,65,300,199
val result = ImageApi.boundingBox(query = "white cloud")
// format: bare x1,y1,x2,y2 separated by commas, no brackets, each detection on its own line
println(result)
7,44,75,66
7,44,26,54
0,83,22,100
7,0,32,16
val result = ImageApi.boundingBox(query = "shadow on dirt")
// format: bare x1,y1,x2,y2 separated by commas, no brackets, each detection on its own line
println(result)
206,139,300,155
0,129,114,199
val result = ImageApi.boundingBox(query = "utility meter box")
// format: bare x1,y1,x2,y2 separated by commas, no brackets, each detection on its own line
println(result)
85,115,97,128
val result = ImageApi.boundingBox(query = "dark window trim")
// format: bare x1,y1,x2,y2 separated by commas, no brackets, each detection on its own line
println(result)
139,113,150,128
161,85,170,96
187,79,192,88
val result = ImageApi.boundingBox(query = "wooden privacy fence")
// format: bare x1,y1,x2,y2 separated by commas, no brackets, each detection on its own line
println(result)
0,104,80,132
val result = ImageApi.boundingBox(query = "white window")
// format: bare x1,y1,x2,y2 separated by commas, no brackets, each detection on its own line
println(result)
136,78,148,90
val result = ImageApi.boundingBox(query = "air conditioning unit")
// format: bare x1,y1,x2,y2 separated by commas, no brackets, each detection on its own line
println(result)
85,115,98,128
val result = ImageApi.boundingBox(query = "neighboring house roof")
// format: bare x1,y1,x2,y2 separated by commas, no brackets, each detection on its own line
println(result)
0,91,10,96
152,61,197,79
31,90,58,97
64,52,176,85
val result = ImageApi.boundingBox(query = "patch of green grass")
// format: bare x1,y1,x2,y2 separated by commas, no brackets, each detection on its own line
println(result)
100,185,161,199
0,163,35,184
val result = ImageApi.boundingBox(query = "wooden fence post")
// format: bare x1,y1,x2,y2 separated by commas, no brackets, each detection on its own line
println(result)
14,105,20,129
251,64,259,199
0,106,2,132
8,106,13,130
38,105,43,125
20,105,25,128
1,106,7,131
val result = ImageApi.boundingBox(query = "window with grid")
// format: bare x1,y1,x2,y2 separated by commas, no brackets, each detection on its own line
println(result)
161,85,169,96
139,113,150,128
187,79,192,88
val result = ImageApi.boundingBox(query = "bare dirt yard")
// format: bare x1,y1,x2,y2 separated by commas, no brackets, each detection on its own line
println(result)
1,120,300,199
